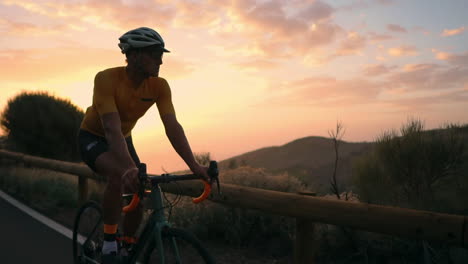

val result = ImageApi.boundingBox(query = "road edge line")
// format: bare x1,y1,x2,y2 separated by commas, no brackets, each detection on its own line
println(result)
0,189,74,240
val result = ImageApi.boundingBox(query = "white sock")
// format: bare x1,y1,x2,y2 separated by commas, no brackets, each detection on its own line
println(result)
102,240,118,255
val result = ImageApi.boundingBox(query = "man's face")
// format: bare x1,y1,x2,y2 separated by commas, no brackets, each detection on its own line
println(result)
141,49,164,77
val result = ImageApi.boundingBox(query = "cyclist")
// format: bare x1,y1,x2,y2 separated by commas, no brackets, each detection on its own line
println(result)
77,27,210,263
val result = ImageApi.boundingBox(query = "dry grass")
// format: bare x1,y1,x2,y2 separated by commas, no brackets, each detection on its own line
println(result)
164,166,307,261
2,164,466,263
0,166,104,228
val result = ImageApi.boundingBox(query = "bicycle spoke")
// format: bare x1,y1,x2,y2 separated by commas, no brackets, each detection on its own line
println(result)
73,201,103,264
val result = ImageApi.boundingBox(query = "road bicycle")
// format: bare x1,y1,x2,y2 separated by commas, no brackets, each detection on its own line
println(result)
72,161,220,264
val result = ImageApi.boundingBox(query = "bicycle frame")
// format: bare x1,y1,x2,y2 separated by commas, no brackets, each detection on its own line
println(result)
76,161,219,264
127,182,177,264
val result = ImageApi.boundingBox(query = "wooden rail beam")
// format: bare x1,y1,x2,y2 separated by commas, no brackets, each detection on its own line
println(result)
1,150,467,249
158,179,468,249
0,149,99,180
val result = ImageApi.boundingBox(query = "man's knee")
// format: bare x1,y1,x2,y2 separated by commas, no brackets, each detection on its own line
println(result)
106,172,124,191
95,152,127,189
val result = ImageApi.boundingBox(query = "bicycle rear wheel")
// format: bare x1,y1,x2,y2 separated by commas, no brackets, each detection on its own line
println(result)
73,201,103,264
141,227,215,264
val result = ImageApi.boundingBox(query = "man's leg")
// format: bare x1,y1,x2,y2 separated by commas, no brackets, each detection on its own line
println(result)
122,204,143,237
95,152,127,256
78,130,143,260
122,136,144,239
95,153,125,225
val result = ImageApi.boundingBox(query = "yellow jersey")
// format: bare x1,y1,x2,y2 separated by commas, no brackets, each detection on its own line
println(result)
80,67,175,137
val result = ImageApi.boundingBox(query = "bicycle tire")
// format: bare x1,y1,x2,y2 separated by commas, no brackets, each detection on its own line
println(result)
72,201,103,264
140,227,215,264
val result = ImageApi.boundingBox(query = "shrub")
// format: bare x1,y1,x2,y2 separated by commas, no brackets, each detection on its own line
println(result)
0,91,84,161
352,119,467,212
194,152,211,166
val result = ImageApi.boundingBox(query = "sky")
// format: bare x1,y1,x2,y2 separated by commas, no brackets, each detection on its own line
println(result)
0,0,467,173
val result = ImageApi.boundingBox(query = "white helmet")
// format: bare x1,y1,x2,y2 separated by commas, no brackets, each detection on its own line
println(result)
118,27,170,54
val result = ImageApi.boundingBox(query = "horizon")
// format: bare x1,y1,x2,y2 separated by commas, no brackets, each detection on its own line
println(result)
1,0,467,173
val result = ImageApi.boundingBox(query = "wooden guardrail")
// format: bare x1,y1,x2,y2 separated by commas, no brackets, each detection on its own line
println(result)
1,149,467,263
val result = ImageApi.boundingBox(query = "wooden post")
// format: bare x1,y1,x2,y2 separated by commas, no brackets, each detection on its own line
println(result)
294,192,317,264
78,175,88,206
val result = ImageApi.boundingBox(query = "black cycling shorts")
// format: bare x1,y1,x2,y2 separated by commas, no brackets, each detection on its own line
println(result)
77,129,140,172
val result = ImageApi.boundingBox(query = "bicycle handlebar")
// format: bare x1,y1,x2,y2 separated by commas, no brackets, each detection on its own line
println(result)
122,161,219,213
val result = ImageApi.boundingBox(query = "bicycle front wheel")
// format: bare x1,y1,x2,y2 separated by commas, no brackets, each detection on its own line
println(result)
141,227,215,264
72,201,103,264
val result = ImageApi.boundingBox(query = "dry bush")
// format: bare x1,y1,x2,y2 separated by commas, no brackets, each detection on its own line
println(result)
0,166,104,211
165,166,306,259
0,167,77,210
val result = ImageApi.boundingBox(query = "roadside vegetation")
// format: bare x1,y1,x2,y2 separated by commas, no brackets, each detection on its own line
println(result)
0,91,84,161
348,119,468,263
1,92,468,262
353,119,468,214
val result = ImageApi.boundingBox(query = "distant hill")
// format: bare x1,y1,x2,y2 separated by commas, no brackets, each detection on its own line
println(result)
218,136,374,194
217,124,468,195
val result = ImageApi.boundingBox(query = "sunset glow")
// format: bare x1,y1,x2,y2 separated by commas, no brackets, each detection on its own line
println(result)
1,0,467,173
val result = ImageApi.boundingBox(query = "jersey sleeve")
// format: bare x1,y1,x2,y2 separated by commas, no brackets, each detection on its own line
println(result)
93,71,117,116
155,78,176,117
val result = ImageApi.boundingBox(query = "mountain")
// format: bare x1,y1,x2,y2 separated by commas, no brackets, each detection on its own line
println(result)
218,136,374,194
217,124,468,194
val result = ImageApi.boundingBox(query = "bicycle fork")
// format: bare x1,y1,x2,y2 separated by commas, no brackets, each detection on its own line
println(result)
152,224,181,264
150,185,182,264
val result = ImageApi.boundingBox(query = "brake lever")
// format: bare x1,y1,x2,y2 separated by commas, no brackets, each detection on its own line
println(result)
138,163,147,197
208,161,222,195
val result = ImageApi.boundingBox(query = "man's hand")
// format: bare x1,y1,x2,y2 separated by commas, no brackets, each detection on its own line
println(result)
190,163,211,183
122,167,139,193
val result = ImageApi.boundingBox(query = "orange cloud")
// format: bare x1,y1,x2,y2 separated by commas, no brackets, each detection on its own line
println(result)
387,63,468,91
368,32,393,42
4,0,344,62
387,24,407,33
363,64,396,76
388,46,418,57
0,17,70,35
441,26,466,37
338,0,395,11
381,87,468,112
0,48,118,82
432,50,468,66
447,52,468,66
402,64,437,72
413,26,431,36
2,0,177,31
262,60,468,109
434,51,451,60
233,59,278,71
159,57,196,79
334,31,367,56
216,0,342,58
263,76,384,107
172,0,222,28
0,47,195,82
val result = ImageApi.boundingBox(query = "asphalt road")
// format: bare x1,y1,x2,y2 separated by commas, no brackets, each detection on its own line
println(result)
0,195,72,264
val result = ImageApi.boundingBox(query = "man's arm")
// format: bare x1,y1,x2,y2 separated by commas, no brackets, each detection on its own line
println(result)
156,78,209,180
101,112,136,169
161,113,198,170
92,71,136,169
